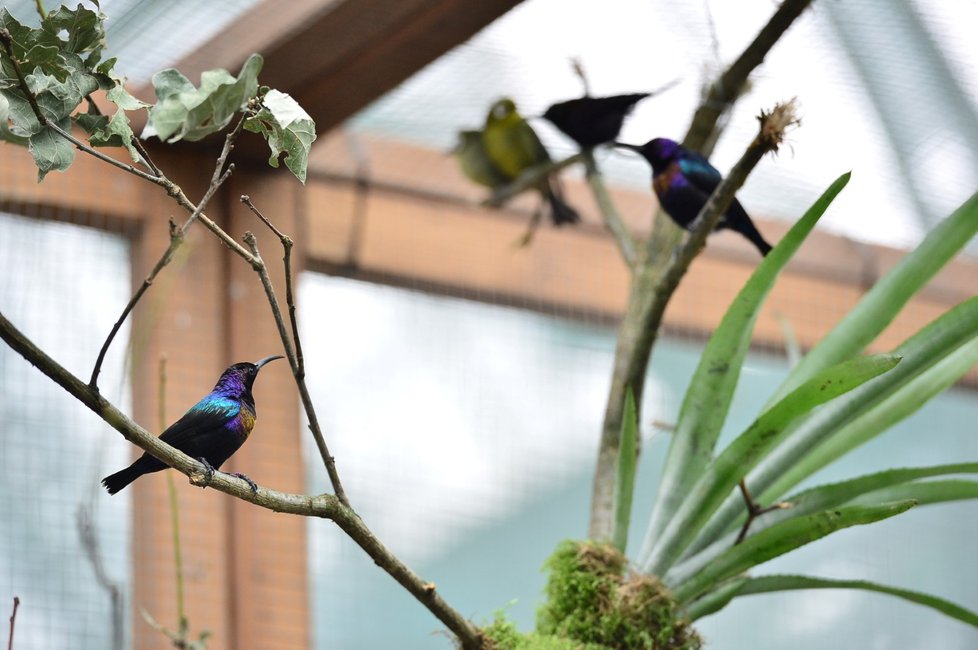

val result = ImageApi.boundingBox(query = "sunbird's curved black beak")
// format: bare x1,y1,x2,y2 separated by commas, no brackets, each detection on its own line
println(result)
612,141,642,153
254,355,285,371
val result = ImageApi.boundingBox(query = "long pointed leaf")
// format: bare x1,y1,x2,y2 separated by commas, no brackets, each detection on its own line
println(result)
640,173,851,562
849,479,978,507
764,334,978,499
668,465,978,585
644,353,900,575
769,190,978,405
687,574,978,629
686,296,978,556
672,500,916,604
612,389,638,553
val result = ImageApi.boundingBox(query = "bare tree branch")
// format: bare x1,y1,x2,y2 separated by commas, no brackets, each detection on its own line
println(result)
89,117,245,388
7,597,19,650
582,151,637,267
240,220,350,508
482,153,586,208
76,506,124,650
588,98,801,540
683,0,812,154
0,310,483,649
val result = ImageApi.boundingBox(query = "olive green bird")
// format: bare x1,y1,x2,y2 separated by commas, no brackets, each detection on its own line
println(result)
453,130,510,189
482,98,580,226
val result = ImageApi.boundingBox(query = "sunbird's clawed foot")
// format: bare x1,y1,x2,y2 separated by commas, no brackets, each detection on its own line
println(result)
735,478,792,545
197,457,216,486
231,472,259,493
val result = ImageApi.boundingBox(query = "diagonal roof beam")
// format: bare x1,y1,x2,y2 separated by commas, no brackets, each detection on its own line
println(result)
136,0,522,159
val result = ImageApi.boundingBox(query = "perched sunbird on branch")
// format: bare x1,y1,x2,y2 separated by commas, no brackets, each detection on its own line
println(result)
543,93,652,149
615,138,772,256
101,356,283,494
482,98,580,226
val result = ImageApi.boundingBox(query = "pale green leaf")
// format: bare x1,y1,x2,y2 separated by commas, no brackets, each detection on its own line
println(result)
243,88,317,183
687,574,978,629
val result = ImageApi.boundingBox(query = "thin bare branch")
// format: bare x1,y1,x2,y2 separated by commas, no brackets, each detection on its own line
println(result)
0,310,482,648
76,506,124,650
89,117,248,388
482,153,586,208
589,0,812,541
241,229,350,507
589,100,800,540
683,0,812,154
734,478,792,545
239,196,304,374
582,151,637,267
84,95,162,178
7,597,19,650
571,57,591,96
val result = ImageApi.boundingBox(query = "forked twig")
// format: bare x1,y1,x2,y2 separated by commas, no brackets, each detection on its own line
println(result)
240,211,348,507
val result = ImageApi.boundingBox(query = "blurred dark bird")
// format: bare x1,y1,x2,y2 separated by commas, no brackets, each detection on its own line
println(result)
543,93,651,149
616,137,772,256
453,130,509,189
482,98,580,226
101,356,283,494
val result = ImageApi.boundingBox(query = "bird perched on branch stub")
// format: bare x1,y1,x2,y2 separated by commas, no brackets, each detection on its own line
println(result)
615,137,773,256
101,355,283,494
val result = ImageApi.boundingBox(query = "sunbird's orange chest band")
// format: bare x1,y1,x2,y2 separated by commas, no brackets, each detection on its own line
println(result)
237,407,256,437
653,162,682,198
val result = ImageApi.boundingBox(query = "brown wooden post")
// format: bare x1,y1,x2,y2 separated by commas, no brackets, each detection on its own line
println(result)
222,171,310,650
128,150,236,649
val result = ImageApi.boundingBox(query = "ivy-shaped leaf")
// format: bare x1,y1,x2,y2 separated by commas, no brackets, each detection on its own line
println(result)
29,116,74,180
0,92,29,144
144,53,263,143
244,89,317,183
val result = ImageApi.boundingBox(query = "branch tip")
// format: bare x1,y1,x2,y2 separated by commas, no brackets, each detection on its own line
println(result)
757,97,801,152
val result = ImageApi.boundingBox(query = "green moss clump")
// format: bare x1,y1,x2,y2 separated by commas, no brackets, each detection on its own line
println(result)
535,540,701,650
483,613,611,650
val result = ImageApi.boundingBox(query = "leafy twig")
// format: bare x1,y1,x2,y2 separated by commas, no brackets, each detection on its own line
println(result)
83,95,162,178
141,608,210,650
240,221,350,507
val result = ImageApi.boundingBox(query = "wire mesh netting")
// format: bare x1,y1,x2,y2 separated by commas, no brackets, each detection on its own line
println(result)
300,274,978,650
0,211,133,649
1,0,978,648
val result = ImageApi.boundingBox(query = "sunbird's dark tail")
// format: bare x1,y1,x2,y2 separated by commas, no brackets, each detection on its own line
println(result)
723,200,773,256
102,463,146,495
732,215,773,257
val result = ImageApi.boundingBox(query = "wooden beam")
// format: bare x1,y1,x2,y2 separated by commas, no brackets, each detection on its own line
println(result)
139,0,523,159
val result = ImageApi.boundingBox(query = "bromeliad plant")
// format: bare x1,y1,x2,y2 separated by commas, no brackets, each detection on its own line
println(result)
484,166,978,649
627,174,978,623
